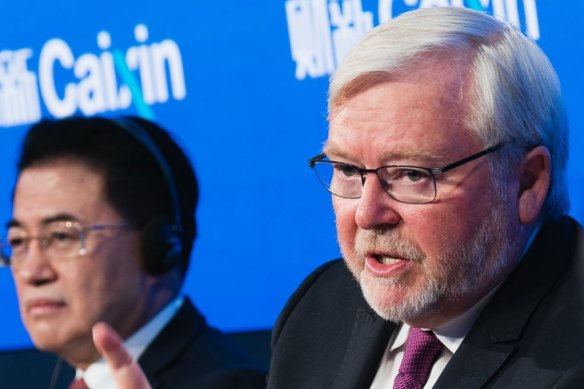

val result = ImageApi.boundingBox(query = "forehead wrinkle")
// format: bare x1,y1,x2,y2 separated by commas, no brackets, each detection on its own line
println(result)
324,141,451,167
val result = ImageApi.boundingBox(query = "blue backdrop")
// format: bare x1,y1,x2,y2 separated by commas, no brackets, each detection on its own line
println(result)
0,0,582,350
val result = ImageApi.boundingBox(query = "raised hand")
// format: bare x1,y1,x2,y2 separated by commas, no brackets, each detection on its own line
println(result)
92,322,152,389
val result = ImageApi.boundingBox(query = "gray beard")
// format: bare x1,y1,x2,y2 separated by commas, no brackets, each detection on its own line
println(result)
344,203,519,323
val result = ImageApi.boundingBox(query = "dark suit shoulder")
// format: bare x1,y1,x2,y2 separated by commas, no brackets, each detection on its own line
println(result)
271,259,355,346
140,298,266,389
268,259,389,389
436,216,584,388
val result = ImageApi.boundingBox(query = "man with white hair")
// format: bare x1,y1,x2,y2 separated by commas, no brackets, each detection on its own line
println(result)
268,6,584,388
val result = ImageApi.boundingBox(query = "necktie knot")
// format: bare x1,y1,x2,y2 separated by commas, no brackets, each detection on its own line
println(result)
69,377,90,389
393,327,443,389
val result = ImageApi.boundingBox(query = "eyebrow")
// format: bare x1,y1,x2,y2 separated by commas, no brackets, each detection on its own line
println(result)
6,213,81,229
323,143,450,167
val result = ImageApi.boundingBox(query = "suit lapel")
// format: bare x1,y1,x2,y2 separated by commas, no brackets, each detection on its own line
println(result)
137,297,207,388
435,217,577,388
433,340,514,388
332,307,396,389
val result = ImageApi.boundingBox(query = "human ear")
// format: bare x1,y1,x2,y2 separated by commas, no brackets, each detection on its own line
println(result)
518,145,551,224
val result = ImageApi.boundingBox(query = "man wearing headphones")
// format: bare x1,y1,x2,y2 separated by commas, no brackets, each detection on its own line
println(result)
3,117,266,388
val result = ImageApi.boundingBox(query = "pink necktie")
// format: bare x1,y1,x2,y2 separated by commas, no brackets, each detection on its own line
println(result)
393,327,443,389
69,378,90,389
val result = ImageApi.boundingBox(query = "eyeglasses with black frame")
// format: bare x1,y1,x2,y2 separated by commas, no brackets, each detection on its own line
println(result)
308,143,504,204
0,221,130,268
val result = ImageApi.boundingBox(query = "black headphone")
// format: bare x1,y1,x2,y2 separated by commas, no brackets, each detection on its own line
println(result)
112,117,184,275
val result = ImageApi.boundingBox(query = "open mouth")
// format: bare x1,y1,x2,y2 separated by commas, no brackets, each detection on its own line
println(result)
372,254,407,265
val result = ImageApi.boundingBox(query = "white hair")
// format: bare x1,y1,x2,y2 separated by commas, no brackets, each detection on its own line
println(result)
329,6,569,220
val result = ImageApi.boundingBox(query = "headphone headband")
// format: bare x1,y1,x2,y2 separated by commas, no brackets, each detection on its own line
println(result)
111,117,184,274
111,117,182,233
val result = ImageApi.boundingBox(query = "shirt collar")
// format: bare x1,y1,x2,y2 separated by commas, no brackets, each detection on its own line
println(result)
433,285,499,353
390,286,497,355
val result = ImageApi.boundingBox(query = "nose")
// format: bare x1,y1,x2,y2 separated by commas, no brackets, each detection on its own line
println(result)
355,174,402,230
13,241,57,286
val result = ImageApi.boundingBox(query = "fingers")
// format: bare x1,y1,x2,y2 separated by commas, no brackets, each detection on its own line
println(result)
92,322,152,389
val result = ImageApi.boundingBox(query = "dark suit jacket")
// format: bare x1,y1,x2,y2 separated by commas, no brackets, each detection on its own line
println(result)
138,297,266,388
51,297,266,389
268,216,584,388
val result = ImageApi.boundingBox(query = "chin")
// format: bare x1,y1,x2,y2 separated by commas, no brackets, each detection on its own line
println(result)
27,322,82,351
359,272,442,323
30,334,63,353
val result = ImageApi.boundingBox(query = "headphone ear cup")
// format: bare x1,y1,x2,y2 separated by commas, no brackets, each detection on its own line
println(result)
141,217,184,275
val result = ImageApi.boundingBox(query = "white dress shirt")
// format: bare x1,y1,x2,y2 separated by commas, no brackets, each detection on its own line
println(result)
75,295,184,389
